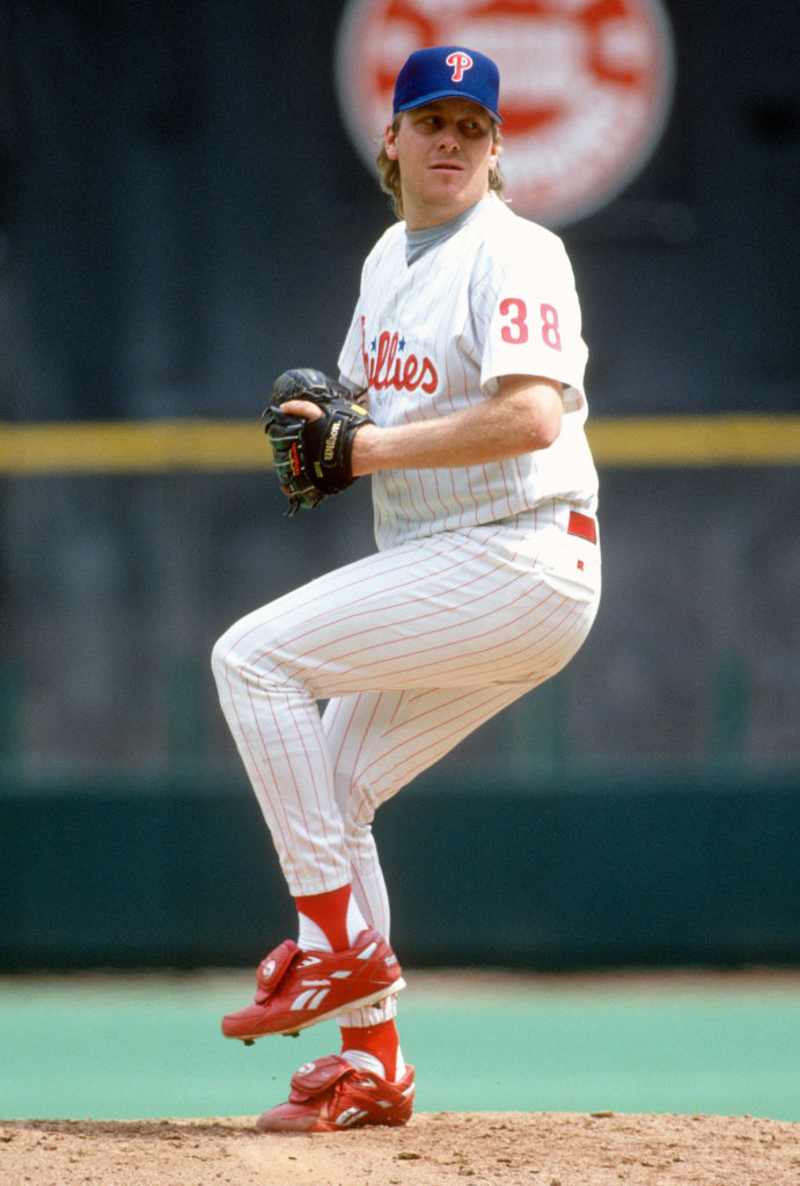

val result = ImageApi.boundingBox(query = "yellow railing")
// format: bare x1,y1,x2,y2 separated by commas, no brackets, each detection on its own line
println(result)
0,414,797,475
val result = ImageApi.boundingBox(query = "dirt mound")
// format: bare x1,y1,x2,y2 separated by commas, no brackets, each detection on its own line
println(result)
3,1110,798,1185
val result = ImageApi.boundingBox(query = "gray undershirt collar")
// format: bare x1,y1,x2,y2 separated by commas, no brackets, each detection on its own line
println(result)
404,199,488,265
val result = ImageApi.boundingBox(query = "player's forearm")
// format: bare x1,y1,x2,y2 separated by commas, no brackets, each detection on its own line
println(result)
351,377,563,476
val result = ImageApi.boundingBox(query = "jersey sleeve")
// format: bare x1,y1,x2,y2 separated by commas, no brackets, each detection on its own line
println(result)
479,230,588,412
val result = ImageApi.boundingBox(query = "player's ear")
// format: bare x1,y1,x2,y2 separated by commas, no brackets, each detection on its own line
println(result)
384,124,399,160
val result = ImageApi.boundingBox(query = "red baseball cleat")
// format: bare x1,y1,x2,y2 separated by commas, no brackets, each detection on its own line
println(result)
255,1055,416,1132
221,929,405,1041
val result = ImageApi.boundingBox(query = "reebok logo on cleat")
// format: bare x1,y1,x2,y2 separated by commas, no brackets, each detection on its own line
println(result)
297,955,324,969
336,1106,370,1127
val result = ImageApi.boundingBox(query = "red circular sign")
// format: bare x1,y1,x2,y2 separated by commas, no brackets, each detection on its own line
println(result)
335,0,675,227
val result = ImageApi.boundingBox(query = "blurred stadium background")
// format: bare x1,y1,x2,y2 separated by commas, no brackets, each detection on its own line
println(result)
0,0,798,984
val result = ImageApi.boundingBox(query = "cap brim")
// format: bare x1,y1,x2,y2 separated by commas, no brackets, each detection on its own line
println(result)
396,89,503,124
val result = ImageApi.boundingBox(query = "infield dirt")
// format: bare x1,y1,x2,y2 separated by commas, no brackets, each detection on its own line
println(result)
3,1110,799,1185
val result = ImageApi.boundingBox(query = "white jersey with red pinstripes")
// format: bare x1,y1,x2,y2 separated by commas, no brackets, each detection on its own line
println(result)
338,194,599,551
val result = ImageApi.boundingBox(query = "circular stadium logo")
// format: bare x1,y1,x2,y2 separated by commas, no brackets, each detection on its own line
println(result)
335,0,675,228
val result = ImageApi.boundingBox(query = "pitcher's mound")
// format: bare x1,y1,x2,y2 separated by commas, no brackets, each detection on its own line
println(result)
3,1111,799,1184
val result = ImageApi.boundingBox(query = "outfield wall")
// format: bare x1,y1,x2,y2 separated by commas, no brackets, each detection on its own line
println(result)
2,765,797,972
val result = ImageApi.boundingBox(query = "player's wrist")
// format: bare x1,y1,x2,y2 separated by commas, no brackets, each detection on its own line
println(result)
350,424,384,477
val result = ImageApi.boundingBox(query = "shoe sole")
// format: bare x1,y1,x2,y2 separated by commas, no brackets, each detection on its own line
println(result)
232,976,407,1043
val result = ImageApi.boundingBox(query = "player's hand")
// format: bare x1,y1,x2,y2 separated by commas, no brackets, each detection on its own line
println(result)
263,368,375,515
281,398,382,477
277,400,325,420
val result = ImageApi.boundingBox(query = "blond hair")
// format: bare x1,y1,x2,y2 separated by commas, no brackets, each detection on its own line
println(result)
375,114,506,221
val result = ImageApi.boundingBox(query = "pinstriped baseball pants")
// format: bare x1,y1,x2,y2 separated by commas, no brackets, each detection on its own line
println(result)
211,526,599,933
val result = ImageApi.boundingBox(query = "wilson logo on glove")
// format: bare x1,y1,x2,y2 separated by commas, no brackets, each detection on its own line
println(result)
324,421,342,462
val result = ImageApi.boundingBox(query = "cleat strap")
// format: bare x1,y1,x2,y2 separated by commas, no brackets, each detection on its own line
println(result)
289,1055,354,1100
254,939,300,1004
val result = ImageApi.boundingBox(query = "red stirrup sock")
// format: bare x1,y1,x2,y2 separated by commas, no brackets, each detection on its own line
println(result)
294,884,367,953
340,1019,403,1083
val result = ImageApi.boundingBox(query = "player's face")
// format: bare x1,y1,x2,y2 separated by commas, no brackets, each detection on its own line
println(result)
384,99,499,230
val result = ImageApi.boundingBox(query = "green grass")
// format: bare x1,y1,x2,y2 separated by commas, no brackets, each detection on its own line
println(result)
1,972,798,1122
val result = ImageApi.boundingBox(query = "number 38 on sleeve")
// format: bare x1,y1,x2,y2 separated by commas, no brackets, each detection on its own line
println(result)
499,297,562,351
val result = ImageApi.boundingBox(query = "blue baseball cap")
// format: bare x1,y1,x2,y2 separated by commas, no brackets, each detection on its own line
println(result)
393,46,503,125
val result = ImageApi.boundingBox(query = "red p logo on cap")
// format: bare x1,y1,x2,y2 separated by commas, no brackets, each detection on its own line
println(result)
446,51,473,83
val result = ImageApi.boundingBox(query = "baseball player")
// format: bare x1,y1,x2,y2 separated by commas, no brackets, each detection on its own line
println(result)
212,45,600,1132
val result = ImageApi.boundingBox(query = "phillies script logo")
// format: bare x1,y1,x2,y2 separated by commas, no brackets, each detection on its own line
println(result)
361,318,439,394
335,0,675,228
446,51,473,83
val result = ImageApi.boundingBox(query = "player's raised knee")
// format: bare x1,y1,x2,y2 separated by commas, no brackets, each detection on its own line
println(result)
210,624,244,688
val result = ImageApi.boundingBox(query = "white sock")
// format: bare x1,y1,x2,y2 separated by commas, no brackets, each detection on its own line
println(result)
296,915,332,952
341,1045,406,1081
345,893,370,943
296,893,370,952
341,1049,386,1077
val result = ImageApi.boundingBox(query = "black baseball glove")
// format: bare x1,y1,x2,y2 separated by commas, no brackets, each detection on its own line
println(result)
263,368,373,516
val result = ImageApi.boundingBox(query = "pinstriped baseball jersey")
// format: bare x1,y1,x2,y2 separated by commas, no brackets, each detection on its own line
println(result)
338,195,598,550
